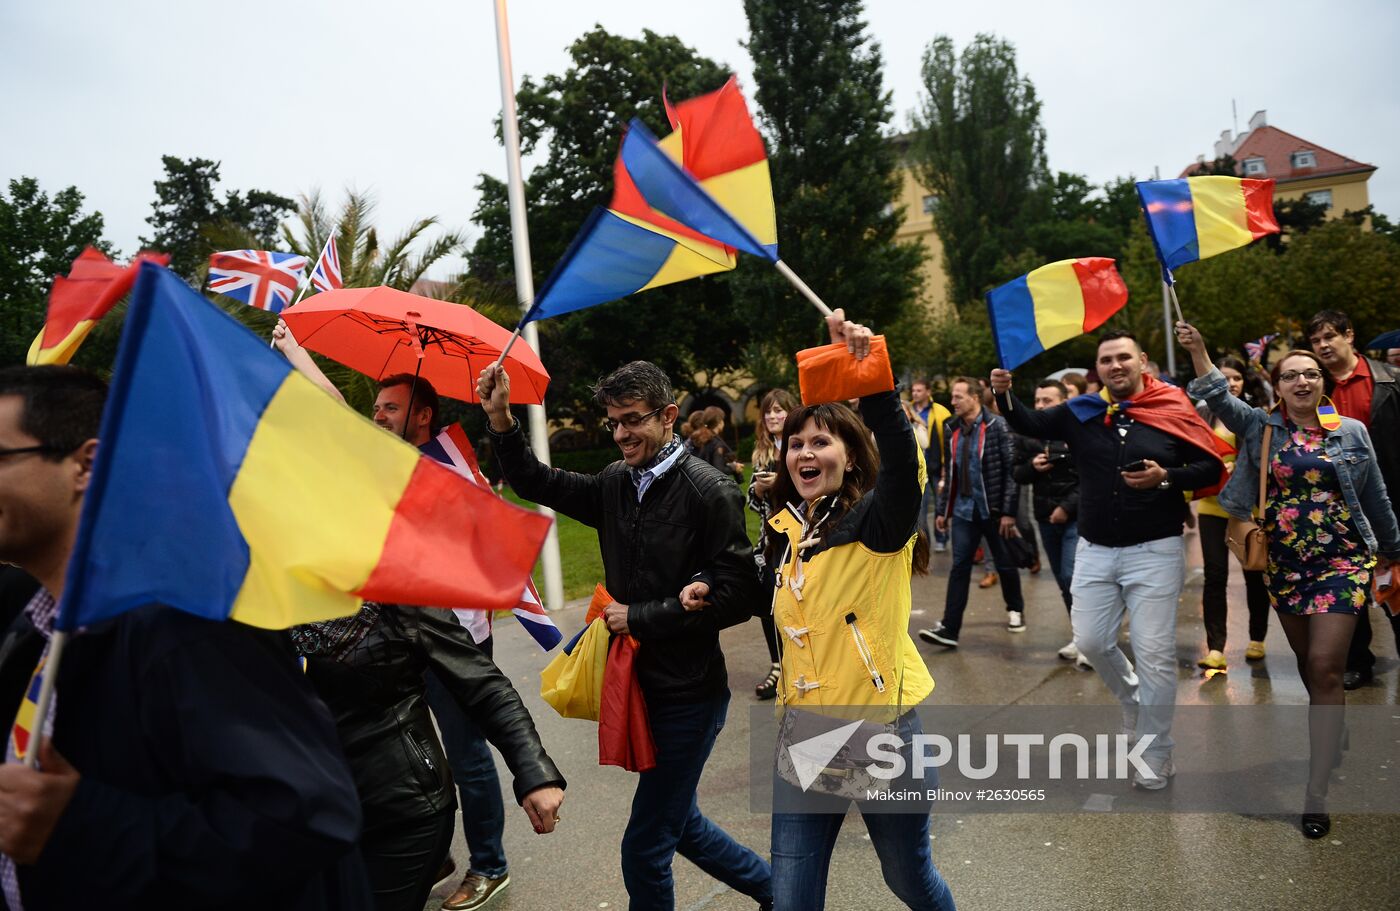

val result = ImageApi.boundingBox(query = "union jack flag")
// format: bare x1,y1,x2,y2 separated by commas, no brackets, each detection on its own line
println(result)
1244,333,1278,363
309,232,343,294
207,250,307,313
421,423,562,651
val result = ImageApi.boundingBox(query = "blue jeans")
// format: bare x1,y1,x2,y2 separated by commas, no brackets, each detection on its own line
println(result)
1036,520,1079,612
425,652,508,879
621,691,771,910
1071,537,1185,766
771,712,955,911
940,514,1024,638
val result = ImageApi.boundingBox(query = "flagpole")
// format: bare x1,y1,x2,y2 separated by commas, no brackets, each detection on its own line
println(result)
493,0,564,613
774,259,834,318
24,631,67,770
1161,280,1178,377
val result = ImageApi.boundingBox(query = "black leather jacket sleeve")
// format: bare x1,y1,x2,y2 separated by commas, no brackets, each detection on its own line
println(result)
857,390,923,553
998,391,1075,441
627,473,759,641
490,419,605,529
412,609,566,803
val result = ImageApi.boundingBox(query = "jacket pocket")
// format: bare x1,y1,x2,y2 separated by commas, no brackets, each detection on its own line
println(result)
843,611,891,696
401,724,448,797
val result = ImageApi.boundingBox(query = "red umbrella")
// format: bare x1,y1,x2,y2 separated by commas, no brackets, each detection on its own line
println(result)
281,286,549,404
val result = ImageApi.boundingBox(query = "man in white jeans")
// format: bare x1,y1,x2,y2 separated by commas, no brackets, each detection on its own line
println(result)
991,330,1224,787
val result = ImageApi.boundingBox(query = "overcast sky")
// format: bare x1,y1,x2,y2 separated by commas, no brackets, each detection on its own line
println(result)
4,0,1396,279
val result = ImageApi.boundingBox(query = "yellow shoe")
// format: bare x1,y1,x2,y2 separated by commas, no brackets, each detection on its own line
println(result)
1245,641,1266,661
1197,649,1227,671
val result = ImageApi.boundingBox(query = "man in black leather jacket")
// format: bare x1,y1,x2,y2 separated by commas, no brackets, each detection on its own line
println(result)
479,360,773,911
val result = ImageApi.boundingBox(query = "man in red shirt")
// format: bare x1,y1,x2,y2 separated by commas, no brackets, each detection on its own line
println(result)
1308,310,1400,689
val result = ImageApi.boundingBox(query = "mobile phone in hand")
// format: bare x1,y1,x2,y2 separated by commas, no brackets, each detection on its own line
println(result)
1122,459,1149,473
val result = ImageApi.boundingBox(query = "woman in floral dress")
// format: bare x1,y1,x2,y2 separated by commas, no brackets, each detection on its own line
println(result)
1178,324,1400,840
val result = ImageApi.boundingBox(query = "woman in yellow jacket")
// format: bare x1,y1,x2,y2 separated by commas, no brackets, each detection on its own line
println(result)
746,312,953,910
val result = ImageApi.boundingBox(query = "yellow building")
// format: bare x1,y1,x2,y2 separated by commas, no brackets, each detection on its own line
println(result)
1183,110,1376,222
888,134,951,316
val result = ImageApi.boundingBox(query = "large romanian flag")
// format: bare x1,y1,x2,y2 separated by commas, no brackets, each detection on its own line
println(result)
523,77,776,322
1136,176,1279,279
986,258,1129,371
58,263,552,633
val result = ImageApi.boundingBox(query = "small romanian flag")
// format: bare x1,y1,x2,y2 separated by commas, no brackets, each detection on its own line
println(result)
1136,176,1280,278
9,655,44,762
986,258,1129,371
26,248,168,366
1317,401,1342,432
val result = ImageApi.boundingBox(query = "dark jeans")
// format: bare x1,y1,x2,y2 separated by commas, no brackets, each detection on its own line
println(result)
361,806,455,911
771,711,955,911
424,638,508,879
1037,519,1079,612
941,514,1024,637
1347,598,1400,673
1197,514,1270,650
621,690,772,910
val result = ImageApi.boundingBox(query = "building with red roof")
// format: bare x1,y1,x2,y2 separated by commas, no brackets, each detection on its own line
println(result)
1182,110,1376,222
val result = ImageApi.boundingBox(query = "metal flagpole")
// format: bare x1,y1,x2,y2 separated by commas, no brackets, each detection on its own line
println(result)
493,0,564,613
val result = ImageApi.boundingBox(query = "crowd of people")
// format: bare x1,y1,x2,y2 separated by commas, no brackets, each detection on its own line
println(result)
0,302,1394,911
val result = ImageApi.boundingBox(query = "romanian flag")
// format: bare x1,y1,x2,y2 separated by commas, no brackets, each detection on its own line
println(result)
1136,177,1280,278
26,247,168,366
986,258,1129,371
522,77,777,322
58,263,552,633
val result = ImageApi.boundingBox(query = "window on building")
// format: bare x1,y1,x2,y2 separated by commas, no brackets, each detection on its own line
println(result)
1304,189,1333,209
1243,158,1267,176
1291,150,1317,169
922,194,939,214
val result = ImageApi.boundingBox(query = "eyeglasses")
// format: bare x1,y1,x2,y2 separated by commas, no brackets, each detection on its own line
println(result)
0,444,66,462
1278,369,1324,383
604,406,666,433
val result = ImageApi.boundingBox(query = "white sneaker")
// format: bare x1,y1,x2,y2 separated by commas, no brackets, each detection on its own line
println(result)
1132,757,1176,791
1007,611,1026,633
1122,657,1138,688
1058,641,1079,661
1075,652,1093,670
933,541,947,553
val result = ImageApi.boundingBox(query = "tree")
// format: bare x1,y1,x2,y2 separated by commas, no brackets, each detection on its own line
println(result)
740,0,924,372
141,156,294,280
0,177,113,365
467,27,747,424
910,33,1049,309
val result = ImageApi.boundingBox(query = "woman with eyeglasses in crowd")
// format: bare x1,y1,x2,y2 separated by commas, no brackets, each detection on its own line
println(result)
1176,321,1400,840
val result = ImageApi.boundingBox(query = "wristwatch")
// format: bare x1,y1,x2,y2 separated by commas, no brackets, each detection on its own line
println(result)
1157,473,1172,490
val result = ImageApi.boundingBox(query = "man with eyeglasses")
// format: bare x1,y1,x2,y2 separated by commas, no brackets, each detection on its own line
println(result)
477,360,772,911
1307,310,1400,689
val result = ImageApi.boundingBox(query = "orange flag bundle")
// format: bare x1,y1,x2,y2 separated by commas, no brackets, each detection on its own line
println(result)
795,335,895,405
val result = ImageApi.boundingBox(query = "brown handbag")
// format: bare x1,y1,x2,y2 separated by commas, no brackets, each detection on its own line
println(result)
1225,423,1272,572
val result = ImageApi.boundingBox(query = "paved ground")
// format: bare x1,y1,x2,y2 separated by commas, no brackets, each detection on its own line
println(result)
426,527,1400,911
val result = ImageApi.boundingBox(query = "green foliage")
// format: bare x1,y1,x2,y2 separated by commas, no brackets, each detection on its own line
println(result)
0,177,113,366
141,156,294,280
467,27,747,425
910,33,1049,308
740,0,925,373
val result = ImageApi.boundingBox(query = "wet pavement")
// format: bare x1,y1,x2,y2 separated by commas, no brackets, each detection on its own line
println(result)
427,527,1400,910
